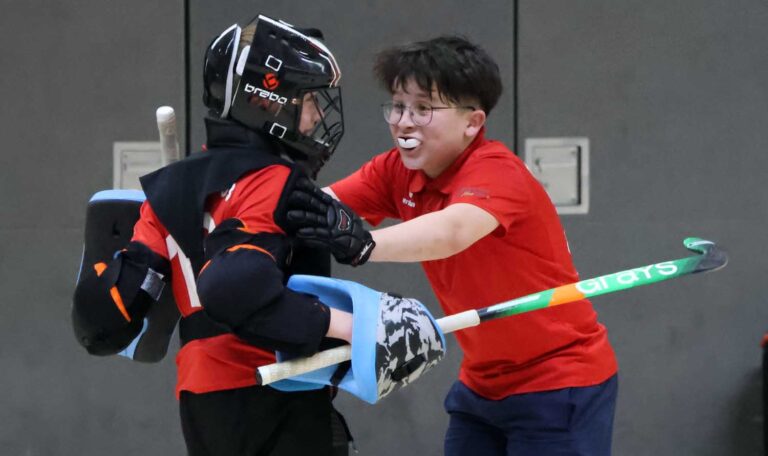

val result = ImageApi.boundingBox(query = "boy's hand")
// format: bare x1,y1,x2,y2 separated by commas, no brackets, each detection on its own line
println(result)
285,177,375,266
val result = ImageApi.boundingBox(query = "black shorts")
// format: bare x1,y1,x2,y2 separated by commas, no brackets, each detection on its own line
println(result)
180,385,345,456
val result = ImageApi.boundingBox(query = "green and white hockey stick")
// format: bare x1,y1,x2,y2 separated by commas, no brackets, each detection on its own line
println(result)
256,237,727,386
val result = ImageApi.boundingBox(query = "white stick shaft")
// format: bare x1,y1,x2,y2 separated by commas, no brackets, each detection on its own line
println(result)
258,345,352,386
256,310,480,386
435,310,480,334
156,106,180,165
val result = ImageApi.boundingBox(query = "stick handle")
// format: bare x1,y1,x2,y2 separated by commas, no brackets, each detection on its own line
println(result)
436,310,480,334
156,106,180,165
256,310,480,386
257,345,351,386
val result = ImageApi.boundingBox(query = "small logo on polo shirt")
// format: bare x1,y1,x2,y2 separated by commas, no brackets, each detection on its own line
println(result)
457,187,489,199
402,192,416,208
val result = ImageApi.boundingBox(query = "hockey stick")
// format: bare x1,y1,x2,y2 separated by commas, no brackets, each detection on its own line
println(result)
156,106,180,165
256,237,727,386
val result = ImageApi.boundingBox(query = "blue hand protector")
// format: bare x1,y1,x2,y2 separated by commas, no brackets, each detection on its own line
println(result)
270,275,446,404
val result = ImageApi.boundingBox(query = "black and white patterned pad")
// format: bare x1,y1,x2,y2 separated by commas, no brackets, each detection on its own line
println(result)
375,293,445,400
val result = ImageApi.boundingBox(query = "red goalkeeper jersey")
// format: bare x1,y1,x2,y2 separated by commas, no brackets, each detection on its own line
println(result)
131,165,290,397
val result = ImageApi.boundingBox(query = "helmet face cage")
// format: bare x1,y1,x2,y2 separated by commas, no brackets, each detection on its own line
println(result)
204,15,344,175
291,87,344,174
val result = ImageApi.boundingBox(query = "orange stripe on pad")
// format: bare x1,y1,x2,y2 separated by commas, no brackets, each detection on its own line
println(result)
226,244,275,262
549,284,585,307
109,287,131,322
93,262,108,277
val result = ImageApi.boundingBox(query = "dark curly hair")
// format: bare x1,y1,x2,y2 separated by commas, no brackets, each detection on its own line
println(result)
373,36,503,115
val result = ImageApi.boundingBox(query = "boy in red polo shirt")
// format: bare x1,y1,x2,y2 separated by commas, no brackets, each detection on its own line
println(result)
286,36,618,455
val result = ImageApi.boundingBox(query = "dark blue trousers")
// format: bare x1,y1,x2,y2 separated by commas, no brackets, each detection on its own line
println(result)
444,375,618,456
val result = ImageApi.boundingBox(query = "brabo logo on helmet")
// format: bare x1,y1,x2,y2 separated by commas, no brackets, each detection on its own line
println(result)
262,72,280,90
243,83,288,105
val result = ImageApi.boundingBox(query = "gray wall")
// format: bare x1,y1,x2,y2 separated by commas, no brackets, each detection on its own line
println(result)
519,1,768,454
0,1,185,454
1,0,766,455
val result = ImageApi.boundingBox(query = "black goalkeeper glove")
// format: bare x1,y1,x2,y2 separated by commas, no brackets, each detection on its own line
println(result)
285,177,375,266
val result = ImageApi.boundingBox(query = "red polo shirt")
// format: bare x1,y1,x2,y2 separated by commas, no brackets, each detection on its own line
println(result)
331,130,617,399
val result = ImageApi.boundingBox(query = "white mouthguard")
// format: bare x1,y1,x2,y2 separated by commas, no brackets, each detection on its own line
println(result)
397,138,422,149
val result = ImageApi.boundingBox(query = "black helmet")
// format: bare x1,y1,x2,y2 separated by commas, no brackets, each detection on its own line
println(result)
203,15,344,175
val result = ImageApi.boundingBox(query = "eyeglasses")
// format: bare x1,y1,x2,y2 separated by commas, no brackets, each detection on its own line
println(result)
381,101,476,126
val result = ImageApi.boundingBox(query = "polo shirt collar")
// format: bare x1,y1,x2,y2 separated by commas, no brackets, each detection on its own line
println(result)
408,127,487,195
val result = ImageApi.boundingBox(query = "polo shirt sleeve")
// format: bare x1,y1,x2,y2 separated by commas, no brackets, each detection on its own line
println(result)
329,151,400,226
447,150,530,235
230,164,291,234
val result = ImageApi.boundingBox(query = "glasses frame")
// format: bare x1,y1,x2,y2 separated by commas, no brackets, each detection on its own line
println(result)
381,101,476,126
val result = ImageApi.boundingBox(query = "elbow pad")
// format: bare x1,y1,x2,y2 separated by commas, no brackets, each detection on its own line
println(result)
72,241,170,356
197,219,330,356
